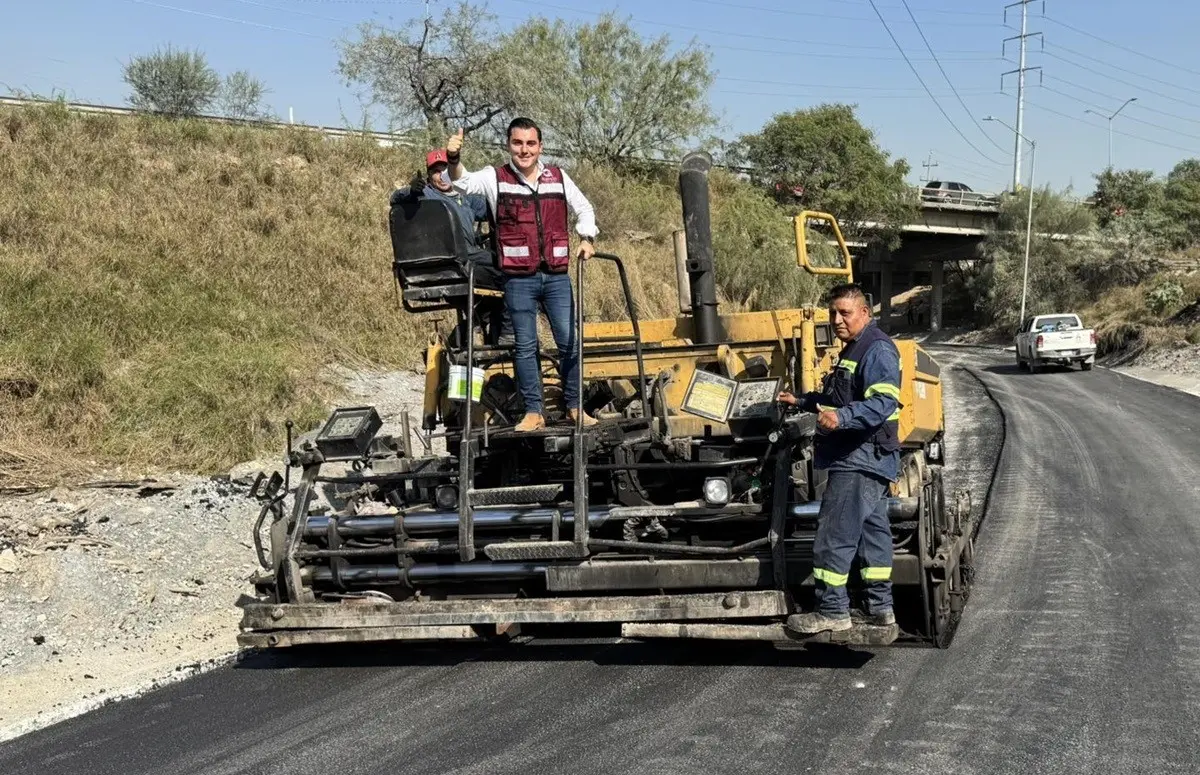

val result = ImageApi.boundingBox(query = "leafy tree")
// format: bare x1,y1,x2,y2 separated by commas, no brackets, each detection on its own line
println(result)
1162,158,1200,248
969,188,1098,328
336,2,517,137
1092,168,1164,227
736,104,916,243
122,45,220,117
510,13,717,164
217,71,273,121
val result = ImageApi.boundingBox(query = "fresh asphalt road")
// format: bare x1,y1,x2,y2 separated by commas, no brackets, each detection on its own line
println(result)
3,348,1200,774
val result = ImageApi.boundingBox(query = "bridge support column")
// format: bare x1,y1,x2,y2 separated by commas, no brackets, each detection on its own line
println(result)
930,260,944,333
871,243,892,332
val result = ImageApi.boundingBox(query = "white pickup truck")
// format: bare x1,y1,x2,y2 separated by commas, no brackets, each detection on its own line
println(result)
1014,313,1097,372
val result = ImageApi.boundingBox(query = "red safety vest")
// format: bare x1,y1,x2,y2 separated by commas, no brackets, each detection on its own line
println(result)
494,164,570,275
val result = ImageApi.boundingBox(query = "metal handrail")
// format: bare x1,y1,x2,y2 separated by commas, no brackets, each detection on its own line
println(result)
457,261,477,561
585,253,648,400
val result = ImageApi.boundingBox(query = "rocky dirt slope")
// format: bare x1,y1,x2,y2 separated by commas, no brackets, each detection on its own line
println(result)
0,366,428,741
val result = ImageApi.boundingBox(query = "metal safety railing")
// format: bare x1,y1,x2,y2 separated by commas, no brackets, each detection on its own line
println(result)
452,252,648,561
572,251,647,555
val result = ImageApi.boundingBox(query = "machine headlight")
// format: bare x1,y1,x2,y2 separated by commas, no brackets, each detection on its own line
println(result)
435,485,459,510
703,477,731,506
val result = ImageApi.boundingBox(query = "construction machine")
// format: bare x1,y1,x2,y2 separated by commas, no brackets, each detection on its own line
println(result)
238,152,976,651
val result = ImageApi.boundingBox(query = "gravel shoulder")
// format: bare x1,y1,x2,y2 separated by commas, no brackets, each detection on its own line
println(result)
0,366,429,742
1110,343,1200,398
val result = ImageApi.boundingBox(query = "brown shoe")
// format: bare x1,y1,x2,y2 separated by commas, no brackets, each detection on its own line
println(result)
514,413,545,432
569,408,599,427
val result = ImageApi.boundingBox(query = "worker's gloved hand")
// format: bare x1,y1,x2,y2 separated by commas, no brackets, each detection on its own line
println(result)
447,128,464,163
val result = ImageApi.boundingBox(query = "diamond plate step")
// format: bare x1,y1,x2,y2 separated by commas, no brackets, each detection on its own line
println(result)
468,484,563,507
483,541,588,561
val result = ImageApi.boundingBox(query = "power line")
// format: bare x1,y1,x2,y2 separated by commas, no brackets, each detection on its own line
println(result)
865,0,1004,166
698,42,998,62
714,89,996,101
824,0,996,16
1027,99,1200,156
1043,15,1200,80
127,0,331,38
503,0,1003,54
1047,42,1200,99
225,0,356,24
717,76,993,93
934,147,1010,170
1045,74,1200,127
900,0,1007,155
1040,86,1200,144
678,0,1004,25
1041,51,1200,111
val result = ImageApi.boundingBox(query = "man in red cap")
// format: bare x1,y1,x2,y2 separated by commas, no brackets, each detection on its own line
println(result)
421,147,490,247
391,148,510,341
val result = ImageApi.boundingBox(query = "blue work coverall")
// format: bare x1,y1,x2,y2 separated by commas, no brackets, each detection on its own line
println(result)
795,320,902,618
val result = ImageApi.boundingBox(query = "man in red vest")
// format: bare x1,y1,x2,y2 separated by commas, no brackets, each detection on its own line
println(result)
446,118,599,432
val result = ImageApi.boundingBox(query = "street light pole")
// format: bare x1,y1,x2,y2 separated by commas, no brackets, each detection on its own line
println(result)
1020,140,1036,325
984,115,1036,324
1086,97,1137,169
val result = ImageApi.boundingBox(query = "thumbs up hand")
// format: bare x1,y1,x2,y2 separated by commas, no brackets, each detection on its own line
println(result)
447,127,464,157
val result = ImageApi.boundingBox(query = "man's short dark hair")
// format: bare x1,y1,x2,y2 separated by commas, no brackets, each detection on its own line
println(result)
507,117,542,142
827,283,869,308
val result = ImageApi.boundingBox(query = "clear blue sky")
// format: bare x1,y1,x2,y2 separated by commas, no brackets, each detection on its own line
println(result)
5,0,1200,195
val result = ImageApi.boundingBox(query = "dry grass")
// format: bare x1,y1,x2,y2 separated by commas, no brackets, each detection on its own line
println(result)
1,104,432,476
1080,272,1200,356
0,104,813,479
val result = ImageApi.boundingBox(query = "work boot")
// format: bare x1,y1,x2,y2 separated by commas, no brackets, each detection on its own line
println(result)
568,408,599,427
514,413,545,432
864,609,896,627
785,612,852,634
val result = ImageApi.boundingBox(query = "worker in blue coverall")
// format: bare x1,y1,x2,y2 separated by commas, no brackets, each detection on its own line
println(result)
776,283,902,636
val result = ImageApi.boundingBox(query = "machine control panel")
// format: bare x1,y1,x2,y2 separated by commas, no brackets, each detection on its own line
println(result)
682,372,782,423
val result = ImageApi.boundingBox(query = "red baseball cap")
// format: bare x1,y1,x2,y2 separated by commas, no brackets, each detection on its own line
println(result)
426,149,449,168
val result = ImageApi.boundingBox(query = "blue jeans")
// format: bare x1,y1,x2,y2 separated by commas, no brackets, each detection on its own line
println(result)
811,470,894,617
503,270,579,414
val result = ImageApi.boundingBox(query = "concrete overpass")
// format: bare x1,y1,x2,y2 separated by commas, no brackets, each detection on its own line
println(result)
849,192,1098,331
854,196,1002,333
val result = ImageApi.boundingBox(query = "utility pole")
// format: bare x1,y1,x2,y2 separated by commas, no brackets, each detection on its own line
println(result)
1003,1,1043,192
921,151,939,183
1086,97,1137,169
984,116,1036,325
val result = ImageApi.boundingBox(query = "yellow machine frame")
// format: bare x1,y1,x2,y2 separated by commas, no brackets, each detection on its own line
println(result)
425,210,943,450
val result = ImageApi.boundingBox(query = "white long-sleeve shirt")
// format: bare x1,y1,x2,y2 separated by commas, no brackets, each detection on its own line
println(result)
452,161,598,238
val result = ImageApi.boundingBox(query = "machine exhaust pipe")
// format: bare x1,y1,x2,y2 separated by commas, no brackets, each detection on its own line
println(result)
679,151,721,345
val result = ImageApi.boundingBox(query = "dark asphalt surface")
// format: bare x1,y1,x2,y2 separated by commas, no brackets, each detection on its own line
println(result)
3,348,1200,774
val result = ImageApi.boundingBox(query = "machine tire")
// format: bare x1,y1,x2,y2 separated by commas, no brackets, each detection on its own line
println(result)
1081,361,1094,371
915,467,967,648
